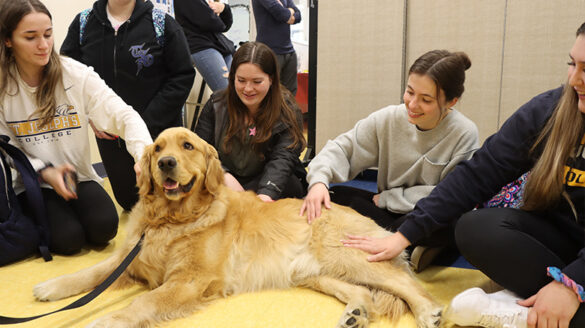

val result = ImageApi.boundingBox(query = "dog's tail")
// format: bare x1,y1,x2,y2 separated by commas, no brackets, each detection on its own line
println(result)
371,289,409,321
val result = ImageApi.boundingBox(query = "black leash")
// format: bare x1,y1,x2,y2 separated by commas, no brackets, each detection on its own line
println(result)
0,234,144,324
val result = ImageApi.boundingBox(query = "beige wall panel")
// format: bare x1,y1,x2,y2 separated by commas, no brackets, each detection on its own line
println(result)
315,1,405,151
406,0,506,142
44,0,95,49
499,0,585,125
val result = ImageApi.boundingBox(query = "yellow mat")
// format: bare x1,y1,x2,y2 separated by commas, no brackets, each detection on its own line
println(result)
0,182,498,328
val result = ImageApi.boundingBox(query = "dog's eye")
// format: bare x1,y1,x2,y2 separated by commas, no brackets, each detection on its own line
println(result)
154,145,161,152
183,142,194,150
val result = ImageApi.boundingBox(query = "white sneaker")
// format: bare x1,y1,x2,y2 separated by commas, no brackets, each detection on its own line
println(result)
490,289,522,303
445,287,529,328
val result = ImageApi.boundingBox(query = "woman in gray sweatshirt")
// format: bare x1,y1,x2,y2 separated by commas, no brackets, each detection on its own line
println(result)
300,50,479,271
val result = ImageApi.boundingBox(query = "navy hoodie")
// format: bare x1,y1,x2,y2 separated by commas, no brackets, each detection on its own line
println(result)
60,0,195,138
399,86,585,286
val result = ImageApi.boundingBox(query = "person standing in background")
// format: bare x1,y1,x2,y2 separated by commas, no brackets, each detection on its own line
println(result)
251,0,301,95
60,0,194,212
175,0,236,92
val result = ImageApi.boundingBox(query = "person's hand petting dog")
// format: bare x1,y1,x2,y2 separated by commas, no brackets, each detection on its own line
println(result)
342,232,411,262
300,182,331,224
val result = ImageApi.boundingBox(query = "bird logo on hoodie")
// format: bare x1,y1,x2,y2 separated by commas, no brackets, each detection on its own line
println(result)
129,43,154,75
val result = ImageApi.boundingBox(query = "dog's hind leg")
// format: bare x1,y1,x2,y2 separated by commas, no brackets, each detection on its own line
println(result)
299,276,373,328
315,247,440,327
356,262,442,328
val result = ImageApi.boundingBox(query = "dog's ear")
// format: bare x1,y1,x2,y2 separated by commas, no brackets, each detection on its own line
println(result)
204,143,224,195
137,144,154,196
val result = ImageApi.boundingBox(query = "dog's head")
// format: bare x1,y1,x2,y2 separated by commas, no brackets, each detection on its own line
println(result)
138,127,224,202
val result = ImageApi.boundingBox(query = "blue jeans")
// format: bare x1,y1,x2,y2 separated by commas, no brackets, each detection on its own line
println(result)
191,48,233,92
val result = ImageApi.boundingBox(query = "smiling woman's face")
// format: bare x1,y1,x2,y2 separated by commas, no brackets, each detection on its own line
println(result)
234,63,272,114
403,73,446,130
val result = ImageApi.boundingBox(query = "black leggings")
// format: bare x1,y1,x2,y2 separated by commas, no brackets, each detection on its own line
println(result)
18,181,118,255
456,208,584,327
96,137,138,211
329,185,454,247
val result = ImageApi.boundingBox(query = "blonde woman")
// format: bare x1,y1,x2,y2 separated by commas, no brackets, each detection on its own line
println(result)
0,0,152,255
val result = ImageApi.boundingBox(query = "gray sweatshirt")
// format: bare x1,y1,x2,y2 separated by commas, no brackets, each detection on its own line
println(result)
307,104,479,213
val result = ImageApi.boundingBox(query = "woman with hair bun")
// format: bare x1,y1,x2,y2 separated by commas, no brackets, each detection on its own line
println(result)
301,49,479,272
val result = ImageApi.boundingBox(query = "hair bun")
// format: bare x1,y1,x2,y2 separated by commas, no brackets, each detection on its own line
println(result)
454,52,472,70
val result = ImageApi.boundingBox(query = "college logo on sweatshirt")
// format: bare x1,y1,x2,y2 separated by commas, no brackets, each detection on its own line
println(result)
564,166,585,188
7,104,81,144
129,43,154,75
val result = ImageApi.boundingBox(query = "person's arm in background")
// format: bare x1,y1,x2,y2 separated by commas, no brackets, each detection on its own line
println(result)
140,15,195,137
175,0,230,33
284,0,301,25
254,0,300,25
208,1,234,31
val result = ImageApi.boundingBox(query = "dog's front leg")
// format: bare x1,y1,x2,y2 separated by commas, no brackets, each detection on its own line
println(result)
86,274,220,328
34,251,126,302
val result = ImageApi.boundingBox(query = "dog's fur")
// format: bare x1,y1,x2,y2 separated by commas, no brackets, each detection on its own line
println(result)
33,127,442,328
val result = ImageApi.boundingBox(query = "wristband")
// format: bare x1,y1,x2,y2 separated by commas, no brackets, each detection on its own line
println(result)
547,266,585,303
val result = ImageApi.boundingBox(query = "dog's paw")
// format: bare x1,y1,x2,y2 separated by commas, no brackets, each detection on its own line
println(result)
33,278,67,301
336,306,369,328
415,306,442,328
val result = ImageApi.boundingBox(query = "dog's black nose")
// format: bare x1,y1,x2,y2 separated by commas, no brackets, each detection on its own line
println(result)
158,156,177,172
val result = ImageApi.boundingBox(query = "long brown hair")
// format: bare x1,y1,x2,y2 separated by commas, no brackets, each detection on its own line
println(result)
522,22,585,211
0,0,63,128
222,42,305,154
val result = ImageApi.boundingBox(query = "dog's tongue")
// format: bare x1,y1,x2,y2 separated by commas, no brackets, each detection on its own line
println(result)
164,179,179,190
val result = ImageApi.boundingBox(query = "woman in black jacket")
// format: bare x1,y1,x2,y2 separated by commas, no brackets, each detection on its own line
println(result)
60,0,195,211
174,0,235,92
195,42,306,201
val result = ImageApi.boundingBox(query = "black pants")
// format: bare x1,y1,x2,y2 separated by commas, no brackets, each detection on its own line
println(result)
329,185,454,248
276,52,298,96
18,181,118,255
456,208,584,327
96,137,138,211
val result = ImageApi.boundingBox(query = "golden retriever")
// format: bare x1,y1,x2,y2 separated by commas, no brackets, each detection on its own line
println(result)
33,127,442,328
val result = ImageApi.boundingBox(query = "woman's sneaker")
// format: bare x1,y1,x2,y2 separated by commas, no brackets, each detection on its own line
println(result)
444,287,528,328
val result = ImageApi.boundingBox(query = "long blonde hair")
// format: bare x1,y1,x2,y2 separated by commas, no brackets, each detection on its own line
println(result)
522,23,585,210
0,0,63,128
